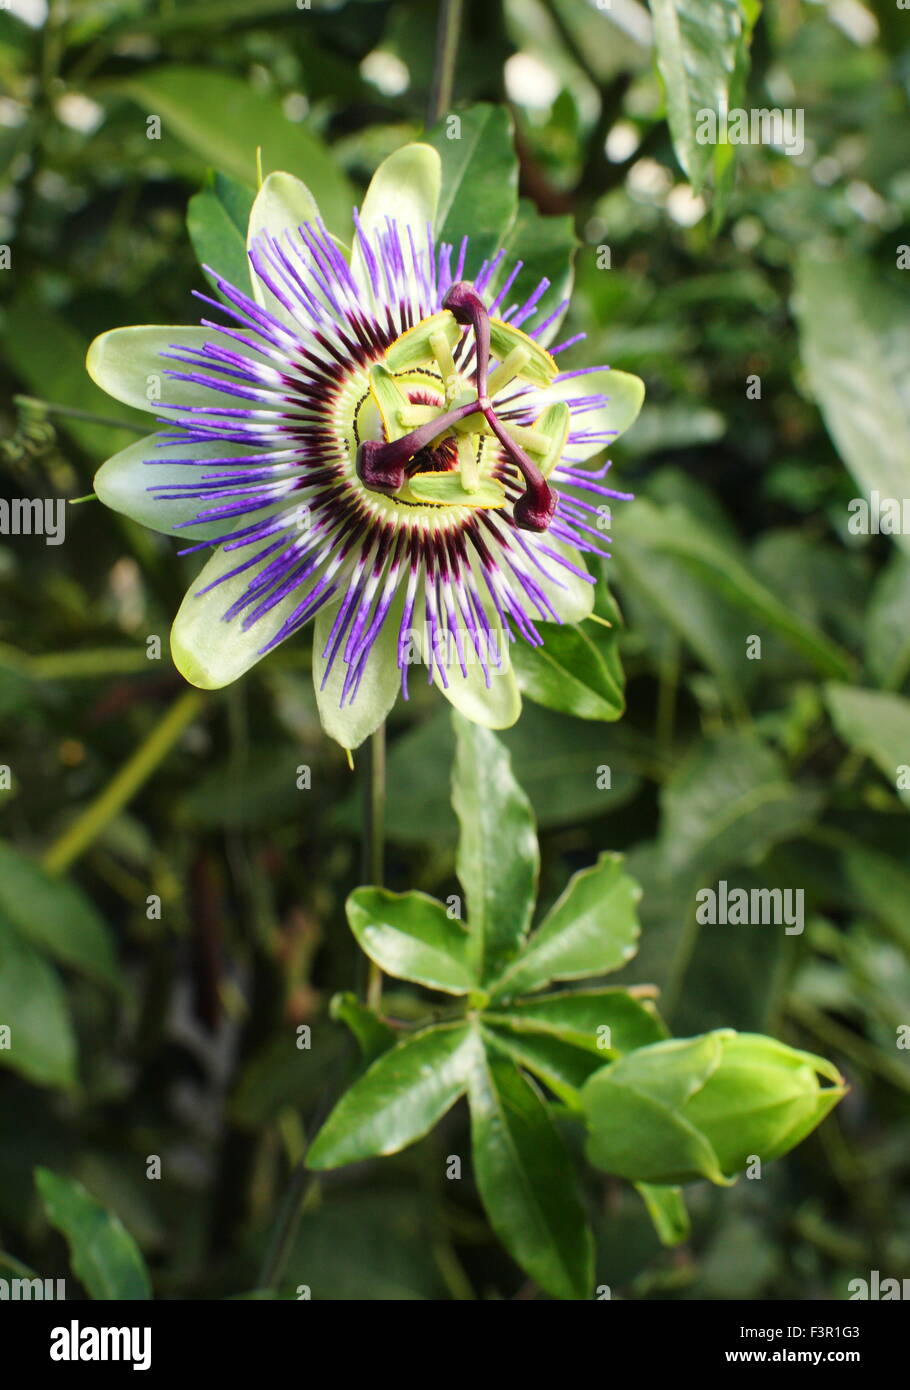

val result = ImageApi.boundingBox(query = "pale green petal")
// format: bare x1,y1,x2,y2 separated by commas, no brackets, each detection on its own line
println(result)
86,325,266,415
542,368,645,459
434,657,522,730
352,143,441,300
171,542,307,689
311,597,403,751
532,537,595,623
247,171,322,329
94,433,289,540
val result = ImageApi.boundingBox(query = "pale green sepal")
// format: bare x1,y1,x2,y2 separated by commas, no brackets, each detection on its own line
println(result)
171,541,305,689
94,433,291,540
86,325,266,414
545,368,645,461
312,594,404,751
434,655,522,729
247,172,323,329
531,537,595,624
351,143,441,301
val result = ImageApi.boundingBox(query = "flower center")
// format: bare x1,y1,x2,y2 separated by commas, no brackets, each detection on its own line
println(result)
355,281,567,532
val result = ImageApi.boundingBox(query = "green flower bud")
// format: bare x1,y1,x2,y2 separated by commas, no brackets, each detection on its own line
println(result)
581,1029,846,1186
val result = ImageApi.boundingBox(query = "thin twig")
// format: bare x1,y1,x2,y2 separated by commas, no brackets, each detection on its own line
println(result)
427,0,465,127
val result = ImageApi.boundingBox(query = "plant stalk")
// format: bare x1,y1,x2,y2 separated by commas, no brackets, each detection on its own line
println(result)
427,0,465,126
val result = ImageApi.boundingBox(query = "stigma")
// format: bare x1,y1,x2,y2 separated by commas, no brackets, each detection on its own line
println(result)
355,281,567,532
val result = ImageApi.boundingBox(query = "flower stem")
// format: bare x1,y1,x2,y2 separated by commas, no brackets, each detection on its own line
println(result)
42,691,204,875
13,395,147,435
427,0,464,126
363,723,386,1009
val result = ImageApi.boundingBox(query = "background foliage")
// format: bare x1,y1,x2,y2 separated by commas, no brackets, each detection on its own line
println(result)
1,0,909,1300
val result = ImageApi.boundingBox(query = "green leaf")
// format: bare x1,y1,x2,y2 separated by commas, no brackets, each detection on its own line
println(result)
483,1025,604,1102
346,887,476,995
796,255,910,556
635,1183,691,1247
617,499,855,679
487,987,668,1056
866,553,910,690
425,104,519,273
491,853,641,1000
110,66,354,237
613,521,748,704
358,703,642,845
825,684,910,809
468,1045,593,1300
35,1169,151,1300
307,1024,477,1170
0,917,76,1089
509,620,624,721
187,169,255,293
330,993,396,1066
491,198,577,342
658,732,821,878
452,713,539,985
650,0,751,194
0,842,119,989
710,1,762,228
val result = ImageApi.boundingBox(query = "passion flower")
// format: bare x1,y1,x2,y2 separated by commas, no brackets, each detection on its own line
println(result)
88,144,644,747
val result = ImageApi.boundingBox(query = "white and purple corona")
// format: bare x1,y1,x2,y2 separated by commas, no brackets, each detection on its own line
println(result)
88,145,644,747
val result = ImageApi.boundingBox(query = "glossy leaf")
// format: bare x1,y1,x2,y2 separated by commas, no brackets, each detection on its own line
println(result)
635,1183,691,1247
491,852,641,1000
0,842,119,989
425,103,519,273
509,620,624,722
491,198,577,344
346,887,476,995
650,0,751,193
796,255,910,556
658,732,820,878
452,713,539,984
825,684,910,809
112,66,354,236
487,987,667,1056
36,1169,151,1299
187,169,255,293
307,1024,477,1170
616,499,855,679
0,917,76,1089
481,1024,603,1104
468,1046,593,1301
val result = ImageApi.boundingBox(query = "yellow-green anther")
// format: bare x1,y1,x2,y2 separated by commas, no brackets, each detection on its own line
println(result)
529,402,571,478
456,433,480,493
430,328,457,383
396,404,440,429
408,472,506,508
488,320,558,386
487,345,531,396
368,363,411,441
384,309,460,371
504,423,551,455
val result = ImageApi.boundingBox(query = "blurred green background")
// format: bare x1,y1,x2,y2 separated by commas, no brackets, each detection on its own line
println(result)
1,0,909,1300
